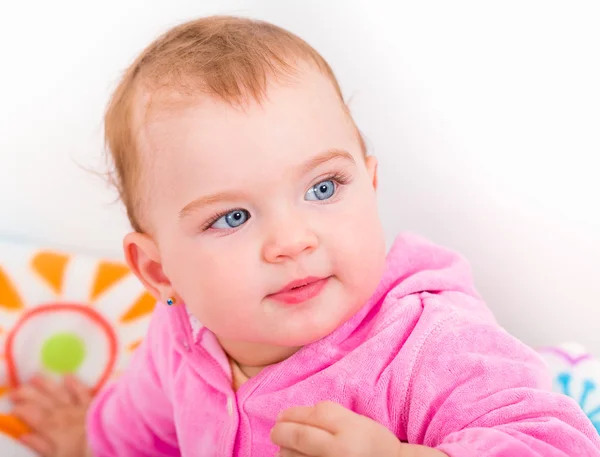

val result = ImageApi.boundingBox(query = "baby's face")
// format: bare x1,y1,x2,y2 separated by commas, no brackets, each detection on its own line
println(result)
138,65,386,347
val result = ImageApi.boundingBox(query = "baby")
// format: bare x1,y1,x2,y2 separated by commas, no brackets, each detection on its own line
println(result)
11,15,600,457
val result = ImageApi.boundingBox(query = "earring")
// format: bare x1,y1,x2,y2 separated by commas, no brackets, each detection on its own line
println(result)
166,297,176,306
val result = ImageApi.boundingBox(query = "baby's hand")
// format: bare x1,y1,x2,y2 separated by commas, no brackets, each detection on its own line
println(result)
271,401,446,457
11,375,92,457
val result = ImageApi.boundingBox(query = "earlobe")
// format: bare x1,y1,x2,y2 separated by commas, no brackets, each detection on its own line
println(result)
123,232,173,302
365,156,378,190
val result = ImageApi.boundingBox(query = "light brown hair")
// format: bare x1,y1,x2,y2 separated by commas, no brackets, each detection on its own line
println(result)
104,15,366,232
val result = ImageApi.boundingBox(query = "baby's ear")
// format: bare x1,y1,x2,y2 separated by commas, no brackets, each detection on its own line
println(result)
365,155,378,190
123,232,173,303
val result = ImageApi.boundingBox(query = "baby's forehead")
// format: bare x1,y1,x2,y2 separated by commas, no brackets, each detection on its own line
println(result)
134,69,356,162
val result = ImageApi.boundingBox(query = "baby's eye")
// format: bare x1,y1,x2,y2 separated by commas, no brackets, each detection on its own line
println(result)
305,180,336,201
211,209,250,229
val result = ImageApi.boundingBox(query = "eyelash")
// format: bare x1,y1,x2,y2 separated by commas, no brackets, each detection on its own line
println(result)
322,170,352,188
201,210,236,232
200,170,353,232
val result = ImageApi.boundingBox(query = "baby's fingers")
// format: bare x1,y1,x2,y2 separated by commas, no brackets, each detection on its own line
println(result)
271,421,334,456
278,401,353,435
64,375,92,405
20,433,54,457
10,383,56,410
31,375,72,405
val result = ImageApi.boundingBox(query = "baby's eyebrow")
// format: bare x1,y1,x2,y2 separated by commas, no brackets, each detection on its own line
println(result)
179,190,246,220
301,149,356,174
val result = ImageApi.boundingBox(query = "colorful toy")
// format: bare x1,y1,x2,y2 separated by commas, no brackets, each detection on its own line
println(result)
0,241,155,450
539,342,600,434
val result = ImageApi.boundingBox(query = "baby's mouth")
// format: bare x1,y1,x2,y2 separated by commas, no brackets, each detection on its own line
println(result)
267,276,330,305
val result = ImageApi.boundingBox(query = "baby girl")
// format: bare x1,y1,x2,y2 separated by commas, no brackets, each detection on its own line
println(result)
11,15,600,457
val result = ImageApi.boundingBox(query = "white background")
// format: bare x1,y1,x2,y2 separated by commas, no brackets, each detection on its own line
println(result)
0,1,598,353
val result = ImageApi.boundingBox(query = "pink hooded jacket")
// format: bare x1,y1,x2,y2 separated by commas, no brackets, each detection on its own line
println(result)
87,233,600,456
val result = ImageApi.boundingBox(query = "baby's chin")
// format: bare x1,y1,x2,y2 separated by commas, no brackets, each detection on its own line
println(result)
266,285,370,344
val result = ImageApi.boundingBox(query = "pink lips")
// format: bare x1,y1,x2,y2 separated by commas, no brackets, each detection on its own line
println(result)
267,276,329,305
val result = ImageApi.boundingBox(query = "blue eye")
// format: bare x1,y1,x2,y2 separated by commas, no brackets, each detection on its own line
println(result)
211,209,250,229
305,180,336,201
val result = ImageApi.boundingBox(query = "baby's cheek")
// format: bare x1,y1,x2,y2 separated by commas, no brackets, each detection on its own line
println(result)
185,299,244,337
334,217,385,293
198,290,260,336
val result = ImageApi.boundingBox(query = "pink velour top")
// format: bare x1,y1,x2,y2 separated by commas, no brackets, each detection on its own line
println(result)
87,233,600,456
